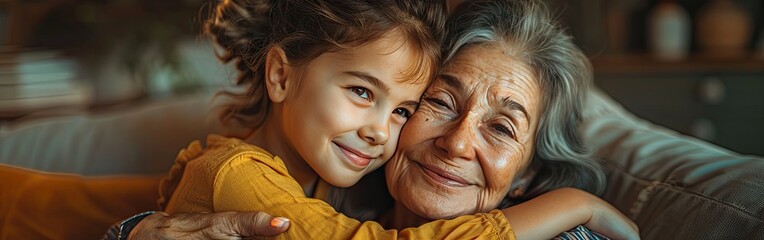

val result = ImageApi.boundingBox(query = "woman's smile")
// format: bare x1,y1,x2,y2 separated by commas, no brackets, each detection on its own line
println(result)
418,161,471,187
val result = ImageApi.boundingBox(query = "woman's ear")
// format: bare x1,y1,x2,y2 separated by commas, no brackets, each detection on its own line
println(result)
508,160,540,198
265,46,291,103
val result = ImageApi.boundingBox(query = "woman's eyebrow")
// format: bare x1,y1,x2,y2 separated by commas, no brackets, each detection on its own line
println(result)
345,71,390,94
502,97,531,124
438,74,465,92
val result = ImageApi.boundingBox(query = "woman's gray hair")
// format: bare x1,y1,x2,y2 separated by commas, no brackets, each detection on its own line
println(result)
444,0,605,203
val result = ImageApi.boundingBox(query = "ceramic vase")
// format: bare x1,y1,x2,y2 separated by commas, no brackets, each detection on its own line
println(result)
695,0,753,57
647,1,691,61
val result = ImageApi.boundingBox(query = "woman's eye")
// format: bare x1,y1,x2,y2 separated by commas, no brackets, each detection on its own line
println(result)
491,123,515,138
425,97,450,109
393,108,412,118
350,87,371,101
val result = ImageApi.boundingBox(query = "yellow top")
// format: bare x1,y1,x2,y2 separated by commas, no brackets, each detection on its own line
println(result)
159,135,515,239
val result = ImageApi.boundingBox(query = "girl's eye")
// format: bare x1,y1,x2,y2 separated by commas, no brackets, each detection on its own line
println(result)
350,87,371,101
491,123,515,138
393,108,412,118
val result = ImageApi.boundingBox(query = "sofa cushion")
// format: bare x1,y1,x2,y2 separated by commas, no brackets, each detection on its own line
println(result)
581,88,764,239
0,92,222,175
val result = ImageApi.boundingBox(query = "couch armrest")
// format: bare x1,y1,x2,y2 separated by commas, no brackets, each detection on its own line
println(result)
0,93,221,175
581,87,764,239
0,164,161,239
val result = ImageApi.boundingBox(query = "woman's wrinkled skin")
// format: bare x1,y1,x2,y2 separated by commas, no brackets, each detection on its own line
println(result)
385,44,543,224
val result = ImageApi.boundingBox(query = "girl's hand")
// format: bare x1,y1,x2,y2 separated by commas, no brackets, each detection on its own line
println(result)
586,195,640,240
502,187,639,240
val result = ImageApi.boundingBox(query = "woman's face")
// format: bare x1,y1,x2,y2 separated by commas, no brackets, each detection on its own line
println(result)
385,44,543,219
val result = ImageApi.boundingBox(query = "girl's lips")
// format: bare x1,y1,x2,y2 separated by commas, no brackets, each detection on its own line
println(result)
418,162,470,187
334,143,372,170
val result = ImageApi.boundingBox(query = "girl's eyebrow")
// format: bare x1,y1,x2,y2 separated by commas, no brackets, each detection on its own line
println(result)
345,71,390,94
400,100,420,110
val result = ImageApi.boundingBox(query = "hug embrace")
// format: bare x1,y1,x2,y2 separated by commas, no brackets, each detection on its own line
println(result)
0,0,761,238
106,0,639,239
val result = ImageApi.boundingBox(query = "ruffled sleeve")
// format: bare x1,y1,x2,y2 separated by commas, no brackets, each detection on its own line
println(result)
156,138,205,210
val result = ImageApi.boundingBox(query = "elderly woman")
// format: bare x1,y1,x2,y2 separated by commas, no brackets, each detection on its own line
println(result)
111,0,637,239
380,1,636,238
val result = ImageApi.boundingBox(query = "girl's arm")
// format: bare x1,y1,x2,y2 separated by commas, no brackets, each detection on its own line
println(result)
503,187,640,240
213,153,638,239
213,156,513,239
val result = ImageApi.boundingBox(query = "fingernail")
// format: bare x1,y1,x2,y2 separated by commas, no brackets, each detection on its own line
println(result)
270,217,289,228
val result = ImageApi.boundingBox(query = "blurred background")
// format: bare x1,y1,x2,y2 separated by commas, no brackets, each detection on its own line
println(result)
0,0,235,117
549,0,764,156
1,0,762,155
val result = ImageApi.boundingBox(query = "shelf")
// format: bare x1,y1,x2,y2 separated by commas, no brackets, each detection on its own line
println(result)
0,0,73,47
591,53,764,76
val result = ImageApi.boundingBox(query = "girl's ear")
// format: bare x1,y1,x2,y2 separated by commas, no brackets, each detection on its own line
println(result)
265,46,291,103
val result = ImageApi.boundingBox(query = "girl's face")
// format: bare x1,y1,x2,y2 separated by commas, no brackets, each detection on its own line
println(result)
280,32,430,187
385,45,542,219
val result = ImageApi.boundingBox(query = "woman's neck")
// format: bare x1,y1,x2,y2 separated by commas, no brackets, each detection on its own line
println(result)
246,115,318,196
381,201,431,230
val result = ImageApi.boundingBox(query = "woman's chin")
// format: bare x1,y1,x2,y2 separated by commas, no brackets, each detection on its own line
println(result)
406,200,469,220
422,209,467,220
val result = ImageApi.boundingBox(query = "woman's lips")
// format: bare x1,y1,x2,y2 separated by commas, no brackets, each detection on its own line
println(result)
419,162,470,187
334,143,372,170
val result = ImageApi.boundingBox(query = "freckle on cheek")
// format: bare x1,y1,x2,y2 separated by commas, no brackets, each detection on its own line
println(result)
425,118,430,121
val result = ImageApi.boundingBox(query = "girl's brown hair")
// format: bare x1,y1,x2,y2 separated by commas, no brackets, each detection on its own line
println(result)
207,0,447,132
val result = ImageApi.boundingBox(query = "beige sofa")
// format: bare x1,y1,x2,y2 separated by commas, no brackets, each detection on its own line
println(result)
1,88,762,239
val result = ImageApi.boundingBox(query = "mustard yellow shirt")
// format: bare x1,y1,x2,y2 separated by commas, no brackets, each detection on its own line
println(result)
159,135,515,239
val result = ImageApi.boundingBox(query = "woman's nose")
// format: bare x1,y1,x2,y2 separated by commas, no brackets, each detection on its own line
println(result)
435,115,477,161
358,116,389,145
